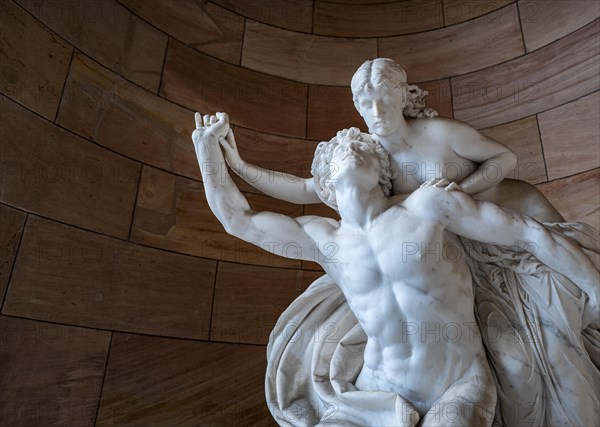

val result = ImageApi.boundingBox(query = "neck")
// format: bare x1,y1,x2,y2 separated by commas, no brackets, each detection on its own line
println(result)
336,186,387,228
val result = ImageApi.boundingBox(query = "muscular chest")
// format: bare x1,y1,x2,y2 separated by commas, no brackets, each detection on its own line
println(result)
331,216,453,294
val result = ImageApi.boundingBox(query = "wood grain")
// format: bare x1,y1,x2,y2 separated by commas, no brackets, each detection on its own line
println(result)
519,0,600,52
96,333,273,426
452,20,600,129
131,165,304,268
0,0,72,119
0,205,26,306
418,79,454,118
443,0,514,25
313,0,443,37
15,0,167,92
0,315,110,427
0,96,140,239
119,0,244,64
241,20,377,85
480,116,547,184
3,216,216,339
211,0,313,32
161,40,308,138
537,168,599,230
211,263,322,344
307,85,366,141
229,126,319,194
538,91,600,180
57,53,200,181
380,3,524,83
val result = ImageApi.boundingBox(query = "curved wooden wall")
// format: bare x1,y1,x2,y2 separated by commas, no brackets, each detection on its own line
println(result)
1,0,598,425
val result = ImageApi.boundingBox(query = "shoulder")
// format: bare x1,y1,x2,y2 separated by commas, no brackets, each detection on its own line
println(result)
402,186,475,222
410,116,474,134
296,215,339,235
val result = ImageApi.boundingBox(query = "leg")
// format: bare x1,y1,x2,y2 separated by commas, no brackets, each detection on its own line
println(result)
474,179,564,223
419,355,496,427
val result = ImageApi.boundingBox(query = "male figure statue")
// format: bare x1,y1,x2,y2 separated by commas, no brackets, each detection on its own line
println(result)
192,113,599,427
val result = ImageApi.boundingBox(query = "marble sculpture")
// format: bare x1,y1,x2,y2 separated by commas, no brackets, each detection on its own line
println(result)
192,59,599,426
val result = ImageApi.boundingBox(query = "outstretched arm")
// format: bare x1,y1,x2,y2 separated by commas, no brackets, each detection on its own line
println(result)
219,128,321,204
421,182,599,324
439,119,517,195
192,112,322,262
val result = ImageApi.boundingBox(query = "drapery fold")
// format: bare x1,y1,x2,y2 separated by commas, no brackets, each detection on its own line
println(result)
266,223,599,426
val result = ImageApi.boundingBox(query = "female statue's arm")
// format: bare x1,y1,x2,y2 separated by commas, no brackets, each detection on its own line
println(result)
219,129,322,204
439,119,517,195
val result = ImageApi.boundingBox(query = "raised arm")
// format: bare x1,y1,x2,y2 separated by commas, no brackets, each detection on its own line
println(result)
438,119,517,195
219,127,321,204
192,112,323,263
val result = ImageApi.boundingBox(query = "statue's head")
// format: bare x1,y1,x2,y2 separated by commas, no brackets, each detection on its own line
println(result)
351,58,408,103
311,128,393,210
351,58,438,128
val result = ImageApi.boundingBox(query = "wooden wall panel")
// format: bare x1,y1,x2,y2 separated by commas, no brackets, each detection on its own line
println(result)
418,79,454,118
538,91,600,180
0,205,26,306
318,0,399,3
443,0,514,25
313,0,443,37
96,334,272,426
15,0,167,92
0,315,110,427
131,166,304,268
0,0,72,120
229,127,318,194
0,96,140,239
452,20,600,129
307,85,366,141
480,116,547,184
119,0,244,65
537,168,599,229
3,216,216,339
212,0,313,33
161,40,308,138
57,53,200,181
519,0,600,52
211,263,321,344
242,20,377,85
380,4,524,83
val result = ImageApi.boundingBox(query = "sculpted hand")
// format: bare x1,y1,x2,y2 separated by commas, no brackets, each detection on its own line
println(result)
192,112,230,146
420,178,462,192
220,128,244,167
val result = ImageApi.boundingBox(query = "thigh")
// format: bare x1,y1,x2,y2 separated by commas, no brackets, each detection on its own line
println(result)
474,179,564,223
420,357,496,427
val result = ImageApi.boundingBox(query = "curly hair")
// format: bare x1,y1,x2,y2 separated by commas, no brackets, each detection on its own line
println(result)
311,128,393,210
351,58,438,119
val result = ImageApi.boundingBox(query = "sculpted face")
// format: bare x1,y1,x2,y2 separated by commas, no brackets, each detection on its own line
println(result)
356,84,405,137
330,141,380,190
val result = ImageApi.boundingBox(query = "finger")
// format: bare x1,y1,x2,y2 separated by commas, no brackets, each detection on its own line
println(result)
216,112,229,123
210,115,218,125
195,112,202,129
203,115,210,127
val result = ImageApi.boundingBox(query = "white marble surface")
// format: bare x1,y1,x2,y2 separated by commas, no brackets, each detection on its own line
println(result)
192,110,599,426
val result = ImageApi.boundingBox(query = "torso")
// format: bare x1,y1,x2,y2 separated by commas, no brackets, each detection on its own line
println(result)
309,196,484,406
386,118,477,194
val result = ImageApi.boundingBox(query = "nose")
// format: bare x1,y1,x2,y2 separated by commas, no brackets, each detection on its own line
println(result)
372,101,381,117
